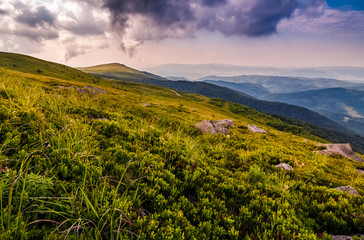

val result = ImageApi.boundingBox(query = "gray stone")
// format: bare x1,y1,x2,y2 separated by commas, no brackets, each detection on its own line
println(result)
248,124,268,133
332,235,364,240
194,119,234,135
275,163,294,171
318,143,364,163
77,88,92,94
85,86,107,93
334,186,361,196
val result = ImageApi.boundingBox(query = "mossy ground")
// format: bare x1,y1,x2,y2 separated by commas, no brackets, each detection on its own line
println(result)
0,62,364,239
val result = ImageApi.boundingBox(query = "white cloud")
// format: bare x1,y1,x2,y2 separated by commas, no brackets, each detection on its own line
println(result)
0,0,111,60
279,6,364,38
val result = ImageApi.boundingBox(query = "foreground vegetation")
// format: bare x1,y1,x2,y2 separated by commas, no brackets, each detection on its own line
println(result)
0,55,364,239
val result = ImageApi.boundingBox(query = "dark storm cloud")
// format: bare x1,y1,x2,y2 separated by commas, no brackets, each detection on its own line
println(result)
103,0,195,29
201,0,228,7
16,5,55,27
101,0,298,38
197,0,299,37
244,0,299,36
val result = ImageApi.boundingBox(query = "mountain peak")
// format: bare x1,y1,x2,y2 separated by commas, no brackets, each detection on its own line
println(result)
78,63,144,75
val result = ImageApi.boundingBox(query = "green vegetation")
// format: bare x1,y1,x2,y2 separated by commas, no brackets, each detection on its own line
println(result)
78,63,149,82
0,54,364,239
0,51,99,83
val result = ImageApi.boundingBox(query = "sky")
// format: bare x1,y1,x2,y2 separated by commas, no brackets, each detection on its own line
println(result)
0,0,363,69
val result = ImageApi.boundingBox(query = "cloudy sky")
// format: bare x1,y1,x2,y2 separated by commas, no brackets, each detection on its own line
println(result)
0,0,363,68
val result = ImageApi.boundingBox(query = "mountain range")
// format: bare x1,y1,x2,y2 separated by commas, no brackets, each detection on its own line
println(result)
263,88,364,136
201,75,363,96
144,63,364,82
198,76,364,137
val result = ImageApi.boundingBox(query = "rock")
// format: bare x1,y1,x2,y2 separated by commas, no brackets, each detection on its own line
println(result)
85,86,107,93
248,124,268,133
317,143,364,163
194,119,234,135
357,169,364,175
214,119,234,128
332,235,364,240
77,88,92,94
334,186,361,196
275,163,294,171
140,103,150,107
332,236,350,240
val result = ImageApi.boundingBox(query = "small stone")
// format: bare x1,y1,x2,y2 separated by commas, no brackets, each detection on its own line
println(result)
275,163,294,171
248,124,268,133
84,86,107,93
77,88,92,94
317,143,364,163
334,186,361,196
194,119,234,135
331,235,363,240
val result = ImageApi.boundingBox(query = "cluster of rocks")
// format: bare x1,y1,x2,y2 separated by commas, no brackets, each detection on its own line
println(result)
194,120,364,198
194,119,234,135
194,119,269,136
317,143,364,163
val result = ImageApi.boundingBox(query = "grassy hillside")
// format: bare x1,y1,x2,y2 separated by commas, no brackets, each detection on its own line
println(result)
0,54,364,239
0,52,100,83
78,63,148,82
83,66,348,133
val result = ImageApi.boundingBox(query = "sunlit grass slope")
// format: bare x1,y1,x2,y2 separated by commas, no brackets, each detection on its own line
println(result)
78,63,149,82
78,63,145,75
0,51,100,83
0,54,364,239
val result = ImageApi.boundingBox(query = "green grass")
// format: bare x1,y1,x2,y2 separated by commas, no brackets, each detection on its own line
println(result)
0,52,100,83
78,63,146,75
0,53,364,239
78,63,148,82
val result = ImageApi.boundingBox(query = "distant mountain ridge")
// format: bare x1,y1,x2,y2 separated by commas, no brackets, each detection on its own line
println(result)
198,77,364,136
200,75,363,95
203,80,270,98
263,88,364,136
145,63,364,82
